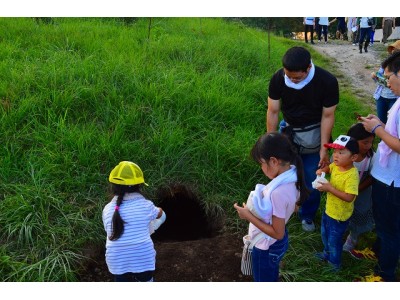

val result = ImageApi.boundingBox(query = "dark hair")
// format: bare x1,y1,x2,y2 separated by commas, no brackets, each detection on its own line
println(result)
109,184,141,241
347,123,374,157
382,51,400,73
344,137,360,155
282,47,311,72
250,132,310,206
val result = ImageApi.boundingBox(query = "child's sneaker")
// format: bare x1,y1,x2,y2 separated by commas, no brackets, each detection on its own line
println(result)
349,248,377,260
342,234,356,252
301,219,315,232
354,274,384,282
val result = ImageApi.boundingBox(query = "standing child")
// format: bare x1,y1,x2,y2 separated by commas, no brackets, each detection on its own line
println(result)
102,161,166,282
234,132,310,282
342,123,375,252
314,135,359,270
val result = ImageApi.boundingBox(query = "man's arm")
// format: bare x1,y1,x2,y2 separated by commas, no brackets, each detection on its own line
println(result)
319,105,337,167
266,96,280,132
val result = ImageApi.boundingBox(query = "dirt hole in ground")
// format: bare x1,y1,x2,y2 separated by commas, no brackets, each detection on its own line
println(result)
152,182,224,241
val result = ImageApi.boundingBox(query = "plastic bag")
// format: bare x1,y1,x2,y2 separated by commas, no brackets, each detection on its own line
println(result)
311,172,328,189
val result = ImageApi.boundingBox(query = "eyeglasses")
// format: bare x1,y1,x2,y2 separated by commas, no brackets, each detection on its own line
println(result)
385,72,398,85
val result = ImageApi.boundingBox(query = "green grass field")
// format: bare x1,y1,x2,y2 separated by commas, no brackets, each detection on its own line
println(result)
0,17,380,281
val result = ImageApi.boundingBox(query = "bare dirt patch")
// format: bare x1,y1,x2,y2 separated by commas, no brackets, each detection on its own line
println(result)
79,229,252,282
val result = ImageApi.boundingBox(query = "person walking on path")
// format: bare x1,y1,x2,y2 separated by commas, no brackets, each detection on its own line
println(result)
317,17,329,43
347,17,358,45
329,17,347,40
358,17,373,53
266,46,339,232
382,17,396,45
304,17,315,44
102,161,166,282
369,17,377,45
358,51,400,282
234,132,309,281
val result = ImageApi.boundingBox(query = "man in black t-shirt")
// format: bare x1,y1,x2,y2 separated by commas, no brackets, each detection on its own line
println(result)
266,46,339,232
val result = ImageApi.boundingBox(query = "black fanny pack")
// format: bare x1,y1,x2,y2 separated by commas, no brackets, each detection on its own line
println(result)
282,122,321,154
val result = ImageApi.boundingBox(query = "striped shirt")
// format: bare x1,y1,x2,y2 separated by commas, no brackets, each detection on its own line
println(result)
102,192,160,275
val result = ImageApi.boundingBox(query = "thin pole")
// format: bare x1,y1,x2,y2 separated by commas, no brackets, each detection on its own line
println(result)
147,17,152,40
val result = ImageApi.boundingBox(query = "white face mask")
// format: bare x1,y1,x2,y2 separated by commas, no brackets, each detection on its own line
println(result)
284,61,315,90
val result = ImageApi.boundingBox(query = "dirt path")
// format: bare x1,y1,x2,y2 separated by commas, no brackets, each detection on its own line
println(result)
312,40,387,111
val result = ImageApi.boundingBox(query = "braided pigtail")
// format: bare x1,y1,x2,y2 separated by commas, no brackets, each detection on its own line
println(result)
109,192,125,241
108,184,142,241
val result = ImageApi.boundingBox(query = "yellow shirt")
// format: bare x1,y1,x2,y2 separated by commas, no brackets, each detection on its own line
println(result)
325,163,359,221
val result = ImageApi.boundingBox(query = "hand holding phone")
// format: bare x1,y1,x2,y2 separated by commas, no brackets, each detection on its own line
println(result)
375,72,387,87
354,112,362,120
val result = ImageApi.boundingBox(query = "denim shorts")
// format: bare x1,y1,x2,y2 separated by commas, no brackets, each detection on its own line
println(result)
251,229,289,282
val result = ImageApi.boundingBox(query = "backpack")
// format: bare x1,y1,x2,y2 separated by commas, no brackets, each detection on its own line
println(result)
367,18,375,26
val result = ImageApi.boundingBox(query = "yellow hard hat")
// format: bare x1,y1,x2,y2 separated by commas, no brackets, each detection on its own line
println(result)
109,161,148,186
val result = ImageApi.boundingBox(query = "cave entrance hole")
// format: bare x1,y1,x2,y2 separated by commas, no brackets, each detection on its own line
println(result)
151,182,223,242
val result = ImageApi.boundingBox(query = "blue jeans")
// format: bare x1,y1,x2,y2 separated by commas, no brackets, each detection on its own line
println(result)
252,229,288,282
372,179,400,281
376,96,397,124
369,29,375,43
299,152,321,222
359,27,372,47
318,25,328,42
321,212,349,269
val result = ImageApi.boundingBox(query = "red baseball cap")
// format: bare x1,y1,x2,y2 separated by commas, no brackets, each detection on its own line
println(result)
324,135,359,153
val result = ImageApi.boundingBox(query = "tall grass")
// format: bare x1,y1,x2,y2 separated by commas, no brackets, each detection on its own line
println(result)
0,17,379,281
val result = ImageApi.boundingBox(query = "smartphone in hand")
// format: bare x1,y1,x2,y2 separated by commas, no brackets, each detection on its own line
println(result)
354,112,362,120
375,72,387,87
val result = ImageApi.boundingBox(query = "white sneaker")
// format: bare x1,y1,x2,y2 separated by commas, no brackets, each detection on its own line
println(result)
342,234,356,252
302,220,315,232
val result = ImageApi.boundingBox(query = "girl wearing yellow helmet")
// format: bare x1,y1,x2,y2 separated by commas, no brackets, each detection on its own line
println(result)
102,161,166,282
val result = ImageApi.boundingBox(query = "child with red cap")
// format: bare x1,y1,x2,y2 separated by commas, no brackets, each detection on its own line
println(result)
313,135,360,270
